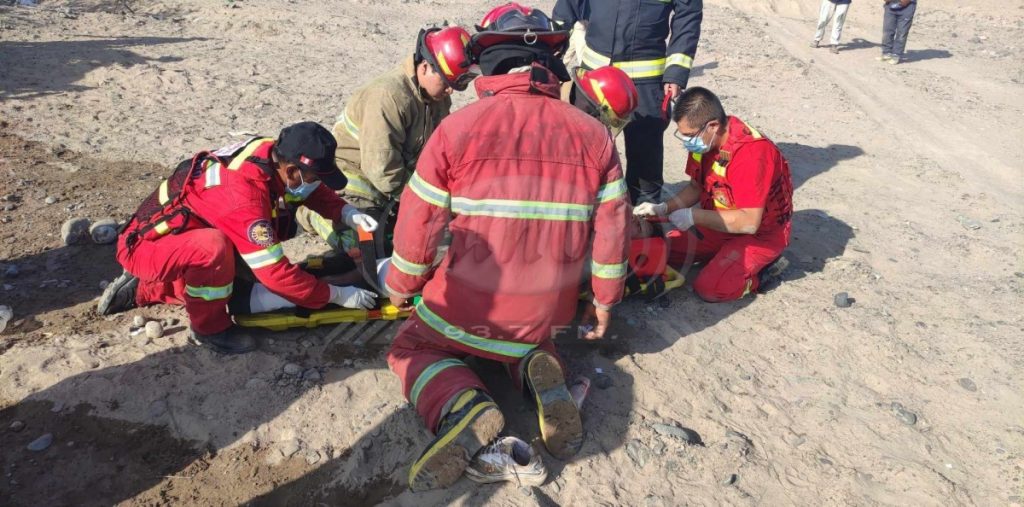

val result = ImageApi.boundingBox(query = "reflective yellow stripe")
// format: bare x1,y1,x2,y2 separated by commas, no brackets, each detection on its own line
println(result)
392,252,431,277
158,180,170,205
596,179,627,203
592,260,627,279
435,51,453,78
741,119,763,139
451,197,592,221
227,138,273,171
410,358,467,407
153,221,171,235
204,162,222,188
666,53,694,70
342,171,382,200
337,110,360,141
416,301,538,358
408,172,450,209
691,153,703,163
582,45,667,79
185,282,233,301
712,161,726,177
308,211,340,250
241,243,285,269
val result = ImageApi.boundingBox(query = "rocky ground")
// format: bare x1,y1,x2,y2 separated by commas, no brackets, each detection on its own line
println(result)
1,0,1022,506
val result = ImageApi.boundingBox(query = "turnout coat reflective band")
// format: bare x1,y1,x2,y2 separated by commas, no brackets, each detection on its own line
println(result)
386,65,630,361
552,0,703,86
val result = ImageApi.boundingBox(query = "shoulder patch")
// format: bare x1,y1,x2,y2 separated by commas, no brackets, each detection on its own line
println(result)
246,219,276,247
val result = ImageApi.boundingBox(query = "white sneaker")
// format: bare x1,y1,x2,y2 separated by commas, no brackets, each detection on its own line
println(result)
465,436,547,486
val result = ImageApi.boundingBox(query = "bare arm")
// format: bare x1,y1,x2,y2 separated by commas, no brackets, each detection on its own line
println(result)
665,179,702,213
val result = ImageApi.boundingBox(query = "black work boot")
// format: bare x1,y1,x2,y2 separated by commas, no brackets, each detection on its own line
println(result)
189,325,259,355
756,256,791,294
97,271,139,315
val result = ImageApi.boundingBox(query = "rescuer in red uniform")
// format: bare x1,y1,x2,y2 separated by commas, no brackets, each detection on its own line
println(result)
385,6,630,491
634,87,793,302
97,122,378,354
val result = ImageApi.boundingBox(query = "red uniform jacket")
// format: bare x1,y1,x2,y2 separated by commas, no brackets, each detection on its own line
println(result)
685,116,793,242
125,138,347,309
386,65,631,360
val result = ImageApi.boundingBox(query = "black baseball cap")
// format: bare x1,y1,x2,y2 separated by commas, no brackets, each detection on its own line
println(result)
276,121,348,190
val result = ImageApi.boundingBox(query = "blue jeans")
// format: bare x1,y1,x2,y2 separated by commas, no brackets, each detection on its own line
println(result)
882,2,916,57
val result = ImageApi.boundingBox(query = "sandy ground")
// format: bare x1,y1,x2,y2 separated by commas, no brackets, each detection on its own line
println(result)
1,0,1023,505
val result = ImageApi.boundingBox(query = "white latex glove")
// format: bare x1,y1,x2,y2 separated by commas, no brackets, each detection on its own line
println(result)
668,206,695,231
329,285,377,310
633,202,668,217
342,204,378,232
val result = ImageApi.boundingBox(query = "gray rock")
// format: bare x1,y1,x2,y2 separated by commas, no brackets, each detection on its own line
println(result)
593,373,613,389
957,377,977,392
957,215,982,230
148,399,167,418
721,473,738,486
834,292,853,308
144,321,164,339
89,219,119,244
44,196,57,205
283,363,302,376
98,280,109,290
10,420,25,432
625,439,651,468
652,423,704,446
651,439,667,455
3,264,18,278
27,433,53,451
302,369,322,382
279,439,301,458
2,203,16,211
0,305,11,334
60,217,91,245
132,315,146,327
891,402,918,426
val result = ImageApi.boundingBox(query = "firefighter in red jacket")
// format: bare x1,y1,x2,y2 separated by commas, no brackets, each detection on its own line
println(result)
97,122,379,354
634,87,793,301
386,6,629,491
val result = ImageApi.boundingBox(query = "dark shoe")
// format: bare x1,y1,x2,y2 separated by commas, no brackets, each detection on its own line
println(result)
756,256,791,294
408,390,504,492
97,271,138,315
525,351,583,460
189,325,258,354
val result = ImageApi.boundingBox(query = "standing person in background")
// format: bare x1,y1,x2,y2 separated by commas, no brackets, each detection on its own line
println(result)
879,0,917,64
811,0,852,54
552,0,703,205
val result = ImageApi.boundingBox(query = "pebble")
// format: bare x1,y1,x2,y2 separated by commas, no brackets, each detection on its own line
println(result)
27,433,53,451
132,315,146,327
2,203,16,211
88,219,119,244
958,215,982,230
721,473,738,486
890,402,918,426
593,373,613,389
0,305,12,333
279,439,300,458
834,292,853,308
302,369,322,382
305,449,321,465
957,377,977,392
283,363,303,376
44,196,57,205
652,423,704,446
625,439,652,468
148,399,168,418
98,280,109,290
60,217,91,245
4,264,20,278
144,321,164,339
10,420,25,432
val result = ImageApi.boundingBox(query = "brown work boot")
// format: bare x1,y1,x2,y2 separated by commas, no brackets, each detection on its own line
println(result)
525,351,583,460
408,390,504,492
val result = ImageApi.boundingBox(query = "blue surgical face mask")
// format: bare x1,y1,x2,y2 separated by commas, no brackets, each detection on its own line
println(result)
286,178,321,200
675,122,713,154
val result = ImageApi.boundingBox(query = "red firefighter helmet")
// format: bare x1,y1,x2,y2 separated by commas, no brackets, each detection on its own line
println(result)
572,66,640,132
471,3,569,55
417,25,476,91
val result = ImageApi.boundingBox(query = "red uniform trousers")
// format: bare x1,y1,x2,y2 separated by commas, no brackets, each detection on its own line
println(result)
387,315,563,433
116,228,235,335
667,226,787,302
